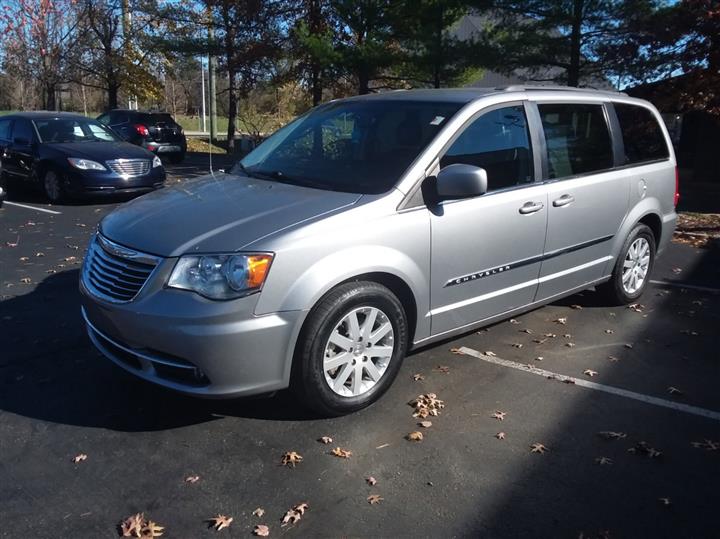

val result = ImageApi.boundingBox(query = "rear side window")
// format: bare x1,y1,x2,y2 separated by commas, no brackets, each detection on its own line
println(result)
0,119,11,141
538,103,613,179
441,105,533,191
11,119,35,143
614,103,669,164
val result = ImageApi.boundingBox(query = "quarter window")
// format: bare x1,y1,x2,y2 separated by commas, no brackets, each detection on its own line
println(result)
614,103,669,164
440,105,533,191
538,104,613,179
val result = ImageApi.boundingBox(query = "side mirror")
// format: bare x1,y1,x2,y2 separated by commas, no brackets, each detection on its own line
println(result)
436,164,488,199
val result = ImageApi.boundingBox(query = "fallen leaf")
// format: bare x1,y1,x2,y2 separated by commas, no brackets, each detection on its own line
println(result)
366,476,377,486
318,436,333,444
671,267,682,274
418,420,432,428
520,328,533,334
597,431,627,440
254,524,270,536
495,432,506,440
252,508,265,518
19,256,29,262
667,387,683,396
658,497,672,506
543,333,557,338
595,456,613,465
120,513,144,537
143,521,164,537
570,304,583,310
511,342,523,348
450,347,464,354
185,475,200,483
281,503,309,526
530,443,548,454
554,317,567,325
281,451,303,468
535,356,544,361
409,393,445,418
690,439,719,451
509,318,520,324
20,277,31,284
433,365,450,373
412,373,425,381
628,441,662,458
607,356,620,362
565,342,576,348
6,235,19,247
584,369,598,377
367,494,383,505
331,447,353,458
406,431,424,442
624,343,634,349
73,453,87,463
563,334,572,338
484,350,497,357
604,329,614,334
35,252,45,257
208,515,233,531
628,303,644,313
533,338,548,344
375,443,390,449
491,410,506,421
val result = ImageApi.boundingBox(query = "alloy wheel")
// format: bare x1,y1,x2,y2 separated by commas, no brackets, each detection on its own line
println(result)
622,237,650,294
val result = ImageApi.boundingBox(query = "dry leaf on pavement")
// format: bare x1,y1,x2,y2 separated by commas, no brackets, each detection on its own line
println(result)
511,342,523,348
495,432,506,440
691,439,719,451
584,369,598,377
491,410,507,421
406,431,424,442
281,503,309,526
367,494,383,505
281,451,303,467
418,420,432,428
318,436,333,444
120,513,144,537
254,524,270,536
628,441,662,458
554,317,567,325
413,373,425,381
73,453,87,463
143,521,164,537
530,443,548,454
450,348,464,354
667,387,683,396
208,515,233,531
185,475,200,483
409,393,445,418
331,447,353,458
597,431,627,440
252,508,265,517
570,304,583,310
366,476,377,486
658,497,672,506
595,457,613,465
433,365,450,373
484,350,497,357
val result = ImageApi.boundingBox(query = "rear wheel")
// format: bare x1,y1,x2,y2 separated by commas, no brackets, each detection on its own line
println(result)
598,223,655,304
42,169,65,203
293,281,408,416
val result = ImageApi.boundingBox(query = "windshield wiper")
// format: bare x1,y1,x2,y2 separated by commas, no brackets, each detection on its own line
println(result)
252,169,327,190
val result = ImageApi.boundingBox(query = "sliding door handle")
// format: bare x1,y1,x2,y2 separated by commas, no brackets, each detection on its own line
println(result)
519,201,544,214
553,194,575,207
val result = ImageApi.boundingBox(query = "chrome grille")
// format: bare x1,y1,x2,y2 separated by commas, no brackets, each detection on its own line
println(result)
106,159,150,177
82,235,161,302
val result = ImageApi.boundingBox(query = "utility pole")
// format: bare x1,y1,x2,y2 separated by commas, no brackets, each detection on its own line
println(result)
201,57,207,132
208,28,217,143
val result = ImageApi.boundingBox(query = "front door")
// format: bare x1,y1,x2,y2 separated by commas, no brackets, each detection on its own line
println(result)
5,119,37,180
430,104,548,336
533,102,630,300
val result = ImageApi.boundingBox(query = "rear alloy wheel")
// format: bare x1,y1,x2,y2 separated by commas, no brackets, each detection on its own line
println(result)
598,223,656,304
43,170,64,203
294,281,408,416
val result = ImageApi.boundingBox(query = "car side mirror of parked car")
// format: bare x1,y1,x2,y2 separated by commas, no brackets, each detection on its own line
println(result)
436,164,488,199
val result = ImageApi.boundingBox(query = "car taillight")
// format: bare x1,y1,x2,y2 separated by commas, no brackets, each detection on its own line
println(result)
134,124,149,137
674,167,680,207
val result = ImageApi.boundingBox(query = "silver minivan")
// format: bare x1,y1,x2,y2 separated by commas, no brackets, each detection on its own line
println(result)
80,87,678,415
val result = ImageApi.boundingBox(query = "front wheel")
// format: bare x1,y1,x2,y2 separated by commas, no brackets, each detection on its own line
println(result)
598,223,656,304
293,281,408,416
42,169,65,203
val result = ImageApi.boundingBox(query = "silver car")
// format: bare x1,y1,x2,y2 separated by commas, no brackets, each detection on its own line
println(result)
80,86,678,415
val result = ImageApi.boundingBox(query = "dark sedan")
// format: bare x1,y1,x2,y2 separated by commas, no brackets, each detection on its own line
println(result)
0,112,166,203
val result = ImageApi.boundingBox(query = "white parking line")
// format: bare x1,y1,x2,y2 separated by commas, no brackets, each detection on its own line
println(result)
3,201,61,215
649,280,720,294
458,346,720,422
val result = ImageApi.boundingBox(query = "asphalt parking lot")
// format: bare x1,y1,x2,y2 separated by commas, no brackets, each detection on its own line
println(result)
1,157,719,538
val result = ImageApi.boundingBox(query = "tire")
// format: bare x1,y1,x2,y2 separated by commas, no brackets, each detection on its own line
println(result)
168,152,185,164
598,223,656,305
42,169,65,203
293,281,409,416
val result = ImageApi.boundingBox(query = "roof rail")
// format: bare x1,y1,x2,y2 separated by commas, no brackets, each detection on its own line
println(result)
496,85,627,96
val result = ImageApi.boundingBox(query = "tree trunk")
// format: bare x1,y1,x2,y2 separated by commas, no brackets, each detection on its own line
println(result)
311,65,322,105
433,3,443,88
44,82,57,110
227,68,237,154
567,0,583,87
108,83,119,109
358,67,369,95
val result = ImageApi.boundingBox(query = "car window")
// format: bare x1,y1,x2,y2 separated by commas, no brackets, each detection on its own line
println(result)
11,119,35,143
110,112,128,124
614,103,669,164
440,105,533,191
97,114,110,125
34,118,120,143
538,103,613,179
238,100,463,194
0,119,11,141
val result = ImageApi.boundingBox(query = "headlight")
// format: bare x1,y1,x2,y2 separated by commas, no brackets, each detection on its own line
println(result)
68,157,106,171
168,253,273,300
152,155,162,168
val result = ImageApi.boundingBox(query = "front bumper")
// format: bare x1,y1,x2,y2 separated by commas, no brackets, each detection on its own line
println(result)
65,166,166,196
79,273,304,398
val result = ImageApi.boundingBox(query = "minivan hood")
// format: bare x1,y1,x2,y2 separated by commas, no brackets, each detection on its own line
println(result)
99,173,362,257
47,141,153,161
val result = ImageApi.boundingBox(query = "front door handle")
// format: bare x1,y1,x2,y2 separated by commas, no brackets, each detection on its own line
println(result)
519,201,544,214
553,194,575,207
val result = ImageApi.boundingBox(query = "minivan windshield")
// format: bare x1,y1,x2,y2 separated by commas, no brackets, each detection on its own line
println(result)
235,100,463,194
34,118,121,143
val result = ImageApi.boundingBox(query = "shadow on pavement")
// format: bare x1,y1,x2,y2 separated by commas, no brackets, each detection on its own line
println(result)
0,269,315,432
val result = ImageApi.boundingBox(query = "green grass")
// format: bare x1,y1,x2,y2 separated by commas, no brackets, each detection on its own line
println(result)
174,114,230,134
